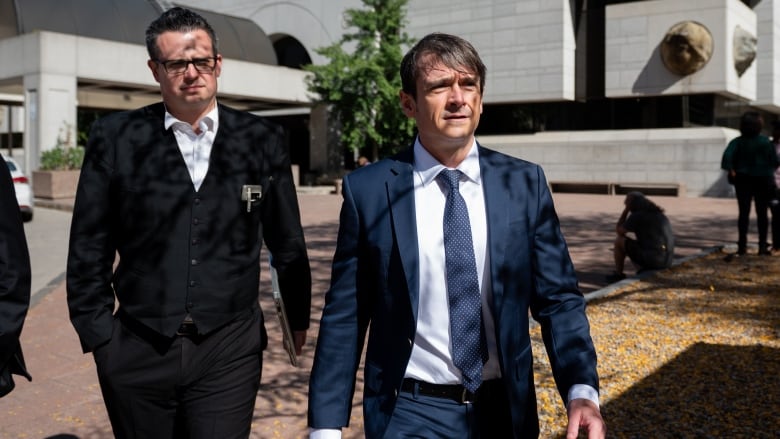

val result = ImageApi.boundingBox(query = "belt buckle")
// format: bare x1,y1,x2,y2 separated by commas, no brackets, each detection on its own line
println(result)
176,322,198,336
460,387,473,404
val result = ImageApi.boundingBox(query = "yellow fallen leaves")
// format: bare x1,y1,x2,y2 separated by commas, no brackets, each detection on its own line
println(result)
533,250,780,438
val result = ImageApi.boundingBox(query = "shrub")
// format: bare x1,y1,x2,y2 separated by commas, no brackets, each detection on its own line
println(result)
39,145,84,170
39,122,85,170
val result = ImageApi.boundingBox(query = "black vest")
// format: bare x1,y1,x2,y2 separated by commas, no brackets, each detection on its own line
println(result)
108,105,273,337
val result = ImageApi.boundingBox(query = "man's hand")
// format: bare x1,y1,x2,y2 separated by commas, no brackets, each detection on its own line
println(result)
566,398,606,439
293,330,307,355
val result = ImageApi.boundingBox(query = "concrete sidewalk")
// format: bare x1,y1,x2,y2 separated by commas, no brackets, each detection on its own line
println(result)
0,191,748,438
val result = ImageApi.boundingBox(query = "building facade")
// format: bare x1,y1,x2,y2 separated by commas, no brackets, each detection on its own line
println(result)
176,0,780,196
1,0,775,196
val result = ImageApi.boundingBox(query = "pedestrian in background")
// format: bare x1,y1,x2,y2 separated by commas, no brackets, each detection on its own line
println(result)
0,160,31,397
607,191,675,282
721,111,779,255
66,7,311,438
770,120,780,253
308,32,605,439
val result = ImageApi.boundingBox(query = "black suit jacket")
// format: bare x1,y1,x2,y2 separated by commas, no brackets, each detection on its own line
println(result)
67,103,311,352
0,160,31,396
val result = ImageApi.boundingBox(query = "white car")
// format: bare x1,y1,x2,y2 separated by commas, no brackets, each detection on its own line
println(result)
3,154,34,222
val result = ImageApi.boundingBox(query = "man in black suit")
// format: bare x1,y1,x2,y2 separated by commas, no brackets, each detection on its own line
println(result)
308,33,605,438
66,7,311,438
0,159,32,398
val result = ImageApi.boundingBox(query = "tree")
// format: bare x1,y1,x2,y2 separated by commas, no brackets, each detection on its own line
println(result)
304,0,415,163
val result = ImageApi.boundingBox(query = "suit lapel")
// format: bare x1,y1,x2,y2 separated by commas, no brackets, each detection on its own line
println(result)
479,146,510,310
387,149,420,320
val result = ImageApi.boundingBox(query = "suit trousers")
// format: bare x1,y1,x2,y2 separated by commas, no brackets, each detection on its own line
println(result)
94,308,263,439
383,379,514,438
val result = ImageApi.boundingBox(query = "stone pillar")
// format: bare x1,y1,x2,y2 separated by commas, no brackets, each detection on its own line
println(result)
23,72,78,173
308,103,344,183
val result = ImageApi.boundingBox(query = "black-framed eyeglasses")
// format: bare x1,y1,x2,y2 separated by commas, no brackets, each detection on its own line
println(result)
155,57,218,75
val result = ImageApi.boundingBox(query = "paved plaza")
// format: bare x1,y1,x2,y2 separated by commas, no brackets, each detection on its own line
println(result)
0,190,748,438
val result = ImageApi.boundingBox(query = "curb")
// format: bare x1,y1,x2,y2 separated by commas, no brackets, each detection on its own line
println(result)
583,245,726,302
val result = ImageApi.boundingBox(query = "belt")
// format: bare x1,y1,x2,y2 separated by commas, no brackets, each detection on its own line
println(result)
176,321,199,337
401,378,477,404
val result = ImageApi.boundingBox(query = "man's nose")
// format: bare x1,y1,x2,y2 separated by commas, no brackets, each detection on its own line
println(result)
183,63,199,79
448,83,465,105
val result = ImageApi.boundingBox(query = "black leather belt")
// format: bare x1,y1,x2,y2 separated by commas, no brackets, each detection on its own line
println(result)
176,321,199,337
401,378,476,404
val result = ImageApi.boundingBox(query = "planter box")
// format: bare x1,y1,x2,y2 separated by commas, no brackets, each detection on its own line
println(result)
33,170,80,200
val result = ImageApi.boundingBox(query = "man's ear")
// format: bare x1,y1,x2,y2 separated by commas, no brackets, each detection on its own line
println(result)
148,60,161,83
214,54,223,78
399,91,416,118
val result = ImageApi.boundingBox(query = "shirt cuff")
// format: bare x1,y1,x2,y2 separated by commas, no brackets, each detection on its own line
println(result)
309,428,342,439
568,384,600,408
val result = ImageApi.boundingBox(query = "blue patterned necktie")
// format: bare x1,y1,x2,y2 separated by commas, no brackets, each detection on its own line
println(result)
438,169,486,393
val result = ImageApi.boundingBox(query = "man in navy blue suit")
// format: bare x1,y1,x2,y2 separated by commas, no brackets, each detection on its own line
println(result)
308,33,605,438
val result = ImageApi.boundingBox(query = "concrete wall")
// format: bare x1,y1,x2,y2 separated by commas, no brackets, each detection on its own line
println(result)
402,0,576,103
605,0,756,101
182,0,577,104
480,127,739,197
179,0,363,66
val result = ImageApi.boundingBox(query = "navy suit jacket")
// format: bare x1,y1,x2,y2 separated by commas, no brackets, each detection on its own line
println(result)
308,144,598,438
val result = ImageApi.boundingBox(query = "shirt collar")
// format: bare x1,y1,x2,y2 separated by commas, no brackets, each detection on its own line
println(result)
413,137,481,187
164,104,219,134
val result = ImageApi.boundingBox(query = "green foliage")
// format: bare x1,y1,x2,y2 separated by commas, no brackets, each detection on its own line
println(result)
304,0,416,159
39,122,85,170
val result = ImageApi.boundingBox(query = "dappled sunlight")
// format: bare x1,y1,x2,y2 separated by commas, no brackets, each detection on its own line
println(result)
532,250,780,438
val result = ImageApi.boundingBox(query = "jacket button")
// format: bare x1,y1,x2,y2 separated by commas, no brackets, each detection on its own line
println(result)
189,280,196,287
191,238,199,245
191,259,198,266
194,197,201,205
193,218,200,225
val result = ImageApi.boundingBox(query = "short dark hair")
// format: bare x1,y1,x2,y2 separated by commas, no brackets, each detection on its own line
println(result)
145,7,218,60
400,33,486,98
739,111,763,137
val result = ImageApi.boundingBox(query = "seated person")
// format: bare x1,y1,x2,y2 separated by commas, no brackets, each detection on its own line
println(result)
607,191,675,282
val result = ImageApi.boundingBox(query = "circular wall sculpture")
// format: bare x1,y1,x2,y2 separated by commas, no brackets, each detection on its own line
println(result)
660,21,714,76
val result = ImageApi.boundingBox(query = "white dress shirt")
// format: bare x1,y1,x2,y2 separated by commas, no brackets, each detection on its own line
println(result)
404,138,502,383
164,105,219,191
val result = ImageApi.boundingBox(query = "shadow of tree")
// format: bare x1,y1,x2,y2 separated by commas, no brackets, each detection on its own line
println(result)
537,252,780,438
251,219,367,438
596,343,780,438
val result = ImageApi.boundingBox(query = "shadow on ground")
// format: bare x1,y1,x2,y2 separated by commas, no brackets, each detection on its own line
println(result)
596,343,780,438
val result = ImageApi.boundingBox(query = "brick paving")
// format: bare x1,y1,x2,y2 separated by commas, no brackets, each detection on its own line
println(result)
0,190,747,438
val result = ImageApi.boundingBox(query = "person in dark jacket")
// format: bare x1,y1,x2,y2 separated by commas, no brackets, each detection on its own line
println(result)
607,191,675,282
0,158,32,397
721,111,779,255
66,7,311,438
